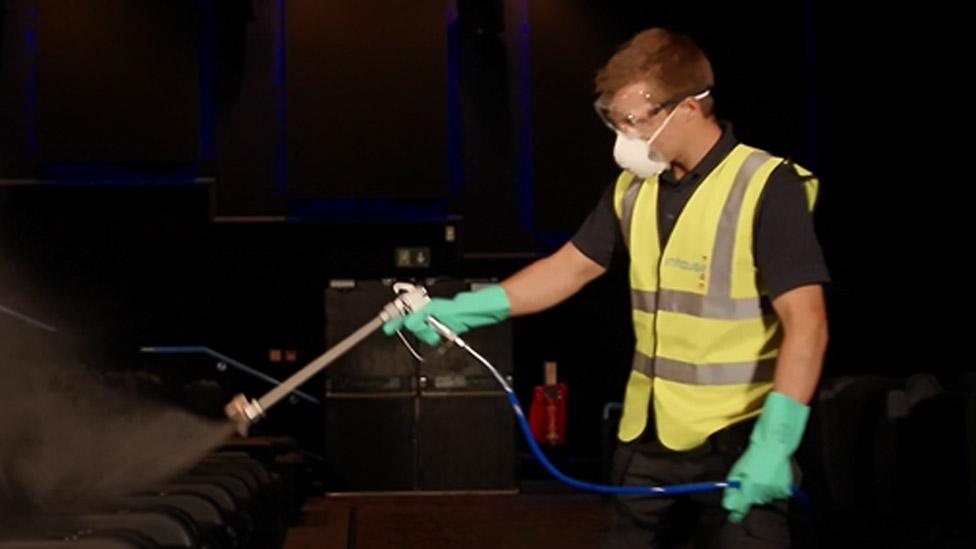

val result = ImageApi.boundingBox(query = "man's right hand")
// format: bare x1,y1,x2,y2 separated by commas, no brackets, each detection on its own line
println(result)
383,285,511,346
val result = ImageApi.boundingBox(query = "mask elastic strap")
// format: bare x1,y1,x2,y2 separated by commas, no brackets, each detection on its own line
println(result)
647,103,681,145
646,89,710,145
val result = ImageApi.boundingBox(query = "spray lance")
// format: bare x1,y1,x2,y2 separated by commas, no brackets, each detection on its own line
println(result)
223,282,430,433
224,282,809,501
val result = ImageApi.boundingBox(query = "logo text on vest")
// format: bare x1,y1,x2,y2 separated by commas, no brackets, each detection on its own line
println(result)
663,257,707,273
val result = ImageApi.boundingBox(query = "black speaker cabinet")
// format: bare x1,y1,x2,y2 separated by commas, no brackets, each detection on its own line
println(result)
325,394,416,491
324,279,516,493
417,394,515,491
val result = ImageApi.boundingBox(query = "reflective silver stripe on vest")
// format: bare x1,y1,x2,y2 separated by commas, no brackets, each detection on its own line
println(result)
619,177,643,250
632,289,657,314
657,289,772,319
632,287,773,319
633,352,775,385
632,352,656,376
708,151,771,298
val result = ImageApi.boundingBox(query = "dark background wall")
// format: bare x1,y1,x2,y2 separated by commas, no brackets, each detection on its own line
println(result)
35,0,201,172
285,0,448,202
0,0,952,473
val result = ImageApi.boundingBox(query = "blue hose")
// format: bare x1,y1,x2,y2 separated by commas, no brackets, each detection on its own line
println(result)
419,316,810,504
506,392,810,504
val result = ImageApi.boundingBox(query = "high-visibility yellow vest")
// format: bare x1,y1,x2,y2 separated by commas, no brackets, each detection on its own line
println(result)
614,144,818,450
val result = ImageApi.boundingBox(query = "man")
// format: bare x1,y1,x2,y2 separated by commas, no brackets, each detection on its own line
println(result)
384,28,829,548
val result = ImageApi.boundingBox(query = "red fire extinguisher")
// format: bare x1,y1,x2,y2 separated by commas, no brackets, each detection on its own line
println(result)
529,361,567,445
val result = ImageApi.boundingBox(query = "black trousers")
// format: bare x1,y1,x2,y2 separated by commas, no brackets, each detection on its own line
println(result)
606,419,799,548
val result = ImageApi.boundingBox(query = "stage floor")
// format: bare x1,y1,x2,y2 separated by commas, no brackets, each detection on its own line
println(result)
284,492,609,549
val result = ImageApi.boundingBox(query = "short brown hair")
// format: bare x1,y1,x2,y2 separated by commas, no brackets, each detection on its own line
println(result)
596,28,715,115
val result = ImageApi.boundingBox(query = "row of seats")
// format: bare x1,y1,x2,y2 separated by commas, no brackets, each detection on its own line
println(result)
596,372,976,547
798,372,976,547
0,436,307,549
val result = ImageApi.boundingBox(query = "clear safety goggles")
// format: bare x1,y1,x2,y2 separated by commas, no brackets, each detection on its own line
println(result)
594,88,711,136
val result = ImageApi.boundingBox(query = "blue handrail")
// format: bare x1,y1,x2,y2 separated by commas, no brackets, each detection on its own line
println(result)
139,345,321,405
0,303,58,333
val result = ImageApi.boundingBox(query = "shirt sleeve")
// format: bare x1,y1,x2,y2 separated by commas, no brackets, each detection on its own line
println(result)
570,183,622,269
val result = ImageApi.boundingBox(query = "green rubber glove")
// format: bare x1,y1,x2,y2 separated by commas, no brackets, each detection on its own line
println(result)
382,285,510,346
722,391,809,524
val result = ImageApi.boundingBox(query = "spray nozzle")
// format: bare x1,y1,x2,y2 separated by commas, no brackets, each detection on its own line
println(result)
224,394,264,437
